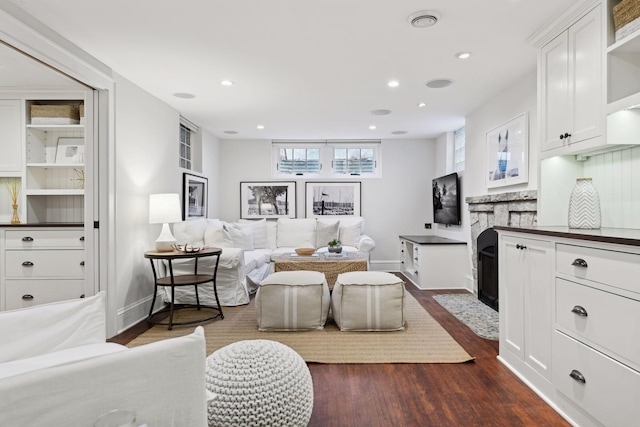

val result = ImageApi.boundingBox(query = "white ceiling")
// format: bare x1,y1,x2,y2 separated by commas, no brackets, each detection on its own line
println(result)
6,0,575,140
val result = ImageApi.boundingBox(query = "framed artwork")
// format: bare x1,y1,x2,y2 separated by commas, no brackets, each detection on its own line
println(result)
486,112,529,189
305,182,361,218
183,173,208,220
240,181,296,219
55,137,84,164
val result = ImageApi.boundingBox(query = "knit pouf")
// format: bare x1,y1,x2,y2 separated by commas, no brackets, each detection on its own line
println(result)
205,339,313,427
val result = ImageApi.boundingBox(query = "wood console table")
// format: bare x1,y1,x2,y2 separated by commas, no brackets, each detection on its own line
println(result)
145,248,223,330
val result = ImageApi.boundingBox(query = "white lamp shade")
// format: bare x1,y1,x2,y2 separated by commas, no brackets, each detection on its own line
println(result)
149,193,182,224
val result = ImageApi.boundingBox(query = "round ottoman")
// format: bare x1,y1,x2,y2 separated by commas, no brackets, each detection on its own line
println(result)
205,339,314,427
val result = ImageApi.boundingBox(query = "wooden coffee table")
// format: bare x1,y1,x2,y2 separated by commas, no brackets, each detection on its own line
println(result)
272,252,368,289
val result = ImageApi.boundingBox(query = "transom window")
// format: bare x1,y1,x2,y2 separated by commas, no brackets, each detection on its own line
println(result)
333,148,375,175
278,147,321,174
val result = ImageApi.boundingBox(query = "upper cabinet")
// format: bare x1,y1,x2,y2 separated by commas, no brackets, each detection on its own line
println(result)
539,4,605,158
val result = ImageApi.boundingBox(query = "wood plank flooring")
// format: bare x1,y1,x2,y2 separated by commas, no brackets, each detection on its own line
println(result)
110,281,569,426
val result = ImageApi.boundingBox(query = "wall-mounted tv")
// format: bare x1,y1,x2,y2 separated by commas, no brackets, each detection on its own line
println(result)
432,172,461,225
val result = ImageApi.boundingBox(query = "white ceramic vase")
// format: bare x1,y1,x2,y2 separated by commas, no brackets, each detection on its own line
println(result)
568,178,601,229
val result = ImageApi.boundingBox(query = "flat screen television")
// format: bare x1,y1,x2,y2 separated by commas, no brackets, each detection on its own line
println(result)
432,172,461,225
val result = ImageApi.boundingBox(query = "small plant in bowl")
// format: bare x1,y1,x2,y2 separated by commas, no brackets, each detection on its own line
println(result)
328,239,343,254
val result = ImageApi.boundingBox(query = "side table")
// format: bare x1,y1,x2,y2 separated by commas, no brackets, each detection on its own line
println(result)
145,247,223,330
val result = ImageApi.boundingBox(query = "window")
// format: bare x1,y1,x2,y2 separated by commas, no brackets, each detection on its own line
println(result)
179,124,192,170
454,126,465,172
272,140,381,178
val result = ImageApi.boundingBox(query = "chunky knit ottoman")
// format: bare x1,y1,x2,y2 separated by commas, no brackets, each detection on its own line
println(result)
256,271,330,331
205,340,313,427
331,271,407,331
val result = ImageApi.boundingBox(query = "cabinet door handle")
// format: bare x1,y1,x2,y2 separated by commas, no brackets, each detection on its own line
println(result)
414,257,419,261
22,294,34,300
80,236,85,242
559,132,572,140
80,261,85,266
414,271,419,276
22,261,34,267
516,244,527,250
80,294,85,299
571,258,588,268
22,236,34,242
571,305,588,317
569,369,586,384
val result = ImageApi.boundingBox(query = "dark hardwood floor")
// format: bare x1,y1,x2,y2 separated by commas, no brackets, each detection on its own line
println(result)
110,280,569,427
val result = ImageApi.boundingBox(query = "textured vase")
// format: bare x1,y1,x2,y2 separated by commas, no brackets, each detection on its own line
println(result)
568,178,601,229
10,204,20,224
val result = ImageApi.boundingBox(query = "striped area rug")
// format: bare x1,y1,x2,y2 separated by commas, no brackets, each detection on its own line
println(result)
128,292,473,364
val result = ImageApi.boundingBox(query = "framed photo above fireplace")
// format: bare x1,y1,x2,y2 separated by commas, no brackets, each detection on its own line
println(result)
486,112,529,189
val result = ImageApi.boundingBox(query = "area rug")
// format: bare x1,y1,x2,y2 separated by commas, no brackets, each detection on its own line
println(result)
128,293,473,364
432,294,499,340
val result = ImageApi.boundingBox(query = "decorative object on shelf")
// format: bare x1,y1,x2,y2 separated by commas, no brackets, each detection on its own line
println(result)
6,178,20,224
305,181,361,218
71,168,85,189
172,243,202,253
149,193,183,252
613,0,640,42
55,137,84,164
295,247,315,256
327,239,343,253
239,181,296,219
568,178,601,229
183,173,208,220
486,112,529,189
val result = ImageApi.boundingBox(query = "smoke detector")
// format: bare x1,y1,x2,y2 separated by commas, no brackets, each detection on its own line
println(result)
408,10,440,28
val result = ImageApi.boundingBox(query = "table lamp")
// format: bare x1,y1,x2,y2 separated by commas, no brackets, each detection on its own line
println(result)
149,193,182,252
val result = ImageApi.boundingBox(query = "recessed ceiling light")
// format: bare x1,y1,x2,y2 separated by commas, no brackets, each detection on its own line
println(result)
418,102,427,108
370,109,392,116
173,92,195,99
220,80,234,86
387,80,399,88
426,79,454,89
408,10,440,28
257,125,265,129
369,125,377,130
223,130,238,134
391,131,408,135
455,52,472,60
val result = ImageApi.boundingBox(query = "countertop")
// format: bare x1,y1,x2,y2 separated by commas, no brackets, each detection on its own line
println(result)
399,235,467,245
494,225,640,247
0,223,84,228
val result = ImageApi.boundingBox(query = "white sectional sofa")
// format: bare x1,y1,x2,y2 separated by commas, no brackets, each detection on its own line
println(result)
166,216,375,307
0,293,208,427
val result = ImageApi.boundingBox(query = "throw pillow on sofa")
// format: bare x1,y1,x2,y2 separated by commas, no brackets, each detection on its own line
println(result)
339,218,363,248
276,218,316,248
316,219,340,248
223,225,254,250
236,219,269,249
204,221,228,248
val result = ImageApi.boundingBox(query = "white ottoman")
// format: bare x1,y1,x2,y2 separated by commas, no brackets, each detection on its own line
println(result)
256,271,330,331
331,271,407,331
205,339,314,427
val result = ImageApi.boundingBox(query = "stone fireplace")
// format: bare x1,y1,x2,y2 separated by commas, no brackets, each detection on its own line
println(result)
465,190,537,289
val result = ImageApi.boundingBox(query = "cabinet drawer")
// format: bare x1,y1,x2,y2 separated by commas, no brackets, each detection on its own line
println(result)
5,280,85,310
556,243,640,294
553,331,640,427
5,229,85,249
556,278,640,368
5,250,85,278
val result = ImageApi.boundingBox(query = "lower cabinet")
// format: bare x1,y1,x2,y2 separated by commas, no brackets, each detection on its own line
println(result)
499,233,553,381
1,227,86,310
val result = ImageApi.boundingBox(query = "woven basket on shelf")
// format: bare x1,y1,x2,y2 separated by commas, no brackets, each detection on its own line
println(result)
30,104,80,125
613,0,640,32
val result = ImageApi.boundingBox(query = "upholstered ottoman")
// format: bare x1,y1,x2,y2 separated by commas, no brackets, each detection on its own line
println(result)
256,271,330,331
331,271,406,331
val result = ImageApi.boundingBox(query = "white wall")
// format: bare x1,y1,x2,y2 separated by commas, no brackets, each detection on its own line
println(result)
217,138,436,270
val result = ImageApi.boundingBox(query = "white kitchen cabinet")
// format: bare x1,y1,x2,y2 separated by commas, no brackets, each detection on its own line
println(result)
539,5,604,157
498,232,554,381
0,99,23,173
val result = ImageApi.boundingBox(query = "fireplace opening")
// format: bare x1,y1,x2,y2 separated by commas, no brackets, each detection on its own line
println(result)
477,228,498,311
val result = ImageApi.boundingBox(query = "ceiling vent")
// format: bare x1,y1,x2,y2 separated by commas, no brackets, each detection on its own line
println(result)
408,10,440,28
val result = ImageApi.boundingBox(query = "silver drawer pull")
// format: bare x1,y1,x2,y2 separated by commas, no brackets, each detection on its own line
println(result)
571,305,588,317
22,261,34,267
22,294,34,300
571,258,588,268
569,369,586,384
22,236,34,242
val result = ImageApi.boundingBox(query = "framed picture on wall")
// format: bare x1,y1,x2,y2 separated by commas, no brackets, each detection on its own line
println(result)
305,182,361,218
240,181,296,219
183,173,208,220
486,112,529,189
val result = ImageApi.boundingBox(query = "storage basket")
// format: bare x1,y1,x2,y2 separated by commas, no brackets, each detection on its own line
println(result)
30,104,80,125
613,0,640,33
79,104,85,124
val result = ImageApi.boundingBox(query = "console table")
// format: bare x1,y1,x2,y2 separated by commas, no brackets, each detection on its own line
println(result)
399,235,470,290
145,247,223,330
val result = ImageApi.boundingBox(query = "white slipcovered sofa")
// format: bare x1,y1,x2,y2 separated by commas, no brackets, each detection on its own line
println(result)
165,216,375,307
0,293,208,427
